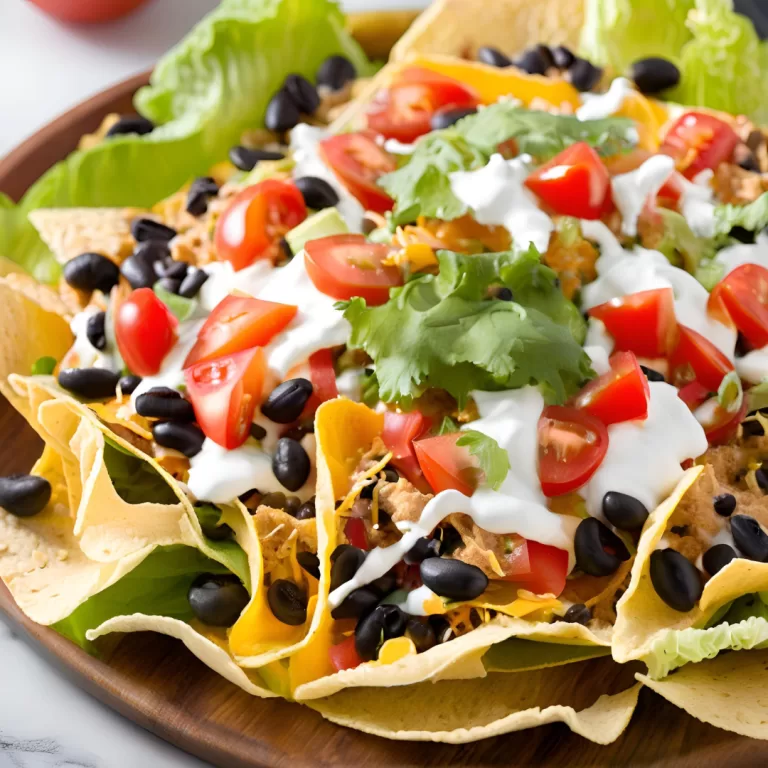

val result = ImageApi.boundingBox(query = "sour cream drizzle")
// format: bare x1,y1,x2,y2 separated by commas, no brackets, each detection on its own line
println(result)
576,77,634,121
70,308,115,370
715,232,768,278
611,155,675,237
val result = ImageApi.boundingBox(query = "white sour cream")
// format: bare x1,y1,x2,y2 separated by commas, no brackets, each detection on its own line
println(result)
677,170,716,238
335,368,364,401
384,584,440,616
611,155,675,237
197,261,273,312
449,153,554,253
69,309,115,370
576,77,634,121
383,138,416,155
290,124,365,232
715,233,768,278
736,347,768,384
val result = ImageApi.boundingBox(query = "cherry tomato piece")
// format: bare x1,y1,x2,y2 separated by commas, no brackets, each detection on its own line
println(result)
573,351,650,425
304,235,401,305
115,288,178,377
185,347,267,449
329,634,363,672
382,410,430,460
668,325,734,391
678,380,711,410
29,0,148,23
660,112,740,180
309,349,339,403
603,148,681,204
414,433,479,497
344,517,369,550
538,406,609,497
319,132,396,213
502,538,569,597
708,264,768,349
703,400,747,446
184,295,297,369
525,142,611,220
589,288,677,358
214,180,307,270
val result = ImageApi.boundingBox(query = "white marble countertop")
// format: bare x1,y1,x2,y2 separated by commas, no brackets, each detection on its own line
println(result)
0,2,425,767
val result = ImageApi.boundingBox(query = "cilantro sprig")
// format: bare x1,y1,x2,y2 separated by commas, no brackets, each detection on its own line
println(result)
456,430,510,490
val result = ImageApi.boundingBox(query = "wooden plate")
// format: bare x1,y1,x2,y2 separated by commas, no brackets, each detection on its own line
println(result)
0,10,765,768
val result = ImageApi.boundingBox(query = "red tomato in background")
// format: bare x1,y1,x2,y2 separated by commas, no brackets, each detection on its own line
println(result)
573,351,650,425
214,180,306,270
319,132,396,213
667,325,734,391
538,406,609,497
660,112,739,180
115,288,177,377
414,433,479,497
329,635,362,671
304,235,401,304
588,288,677,359
183,295,297,368
708,264,768,349
502,538,569,597
344,517,369,550
366,67,479,144
185,347,266,449
525,142,611,219
29,0,148,23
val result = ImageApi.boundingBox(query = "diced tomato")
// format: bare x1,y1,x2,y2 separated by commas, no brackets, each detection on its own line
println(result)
668,325,734,391
660,112,740,180
573,351,650,425
184,347,267,449
214,180,307,270
184,295,296,369
344,517,369,550
366,67,479,144
589,288,677,358
708,264,768,349
603,148,681,204
382,410,430,460
329,635,363,672
524,142,611,220
501,538,569,597
704,400,747,446
319,132,396,213
115,288,178,377
308,349,338,404
414,433,479,497
678,380,711,410
304,235,401,305
538,406,609,497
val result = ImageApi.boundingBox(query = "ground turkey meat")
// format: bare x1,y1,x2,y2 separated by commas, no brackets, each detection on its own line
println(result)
253,506,317,575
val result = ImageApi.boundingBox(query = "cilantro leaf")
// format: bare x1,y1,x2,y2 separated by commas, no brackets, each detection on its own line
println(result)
456,430,510,491
714,192,768,238
437,416,460,435
154,281,198,322
342,247,591,407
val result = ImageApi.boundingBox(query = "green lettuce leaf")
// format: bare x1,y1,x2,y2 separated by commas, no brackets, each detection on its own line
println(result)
154,281,198,322
654,209,715,273
483,637,610,672
714,192,768,238
456,430,510,490
193,503,251,587
102,438,179,505
0,0,370,282
31,356,57,376
52,545,233,652
341,247,591,407
747,381,768,412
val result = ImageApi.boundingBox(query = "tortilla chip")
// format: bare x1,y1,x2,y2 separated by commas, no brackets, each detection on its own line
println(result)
86,614,277,698
309,659,640,745
28,207,143,266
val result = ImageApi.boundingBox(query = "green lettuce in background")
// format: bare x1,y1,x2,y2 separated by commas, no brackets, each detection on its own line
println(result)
580,0,768,123
0,0,371,284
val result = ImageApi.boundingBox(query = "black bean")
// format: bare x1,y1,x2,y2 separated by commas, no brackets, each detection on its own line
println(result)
330,544,366,591
272,439,310,492
155,258,188,280
261,491,287,510
731,514,768,562
295,176,340,210
359,480,376,500
249,423,267,441
438,525,463,556
317,55,357,91
355,604,407,662
670,525,689,537
135,390,195,421
283,74,320,115
369,572,397,598
602,491,649,531
552,45,575,69
105,115,154,138
178,268,209,299
279,237,293,262
85,311,107,351
428,615,452,644
430,106,478,131
188,573,249,627
477,46,511,68
650,549,702,612
228,145,286,171
58,368,119,400
157,276,181,295
405,618,437,653
265,90,301,133
152,421,205,457
284,495,302,516
404,536,441,565
757,468,768,491
0,474,51,517
640,365,665,382
629,57,681,94
574,518,630,576
118,375,141,395
563,603,592,625
131,217,177,243
262,378,314,424
297,551,320,580
331,586,380,620
63,252,121,295
713,493,737,517
201,521,234,541
185,176,219,217
567,58,604,92
743,419,765,437
703,543,737,577
420,558,488,601
121,241,169,289
534,44,556,69
295,499,316,520
734,144,760,173
496,287,514,301
267,579,307,625
514,47,550,76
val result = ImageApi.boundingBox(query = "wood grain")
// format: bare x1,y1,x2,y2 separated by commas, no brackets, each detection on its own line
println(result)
1,12,767,768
